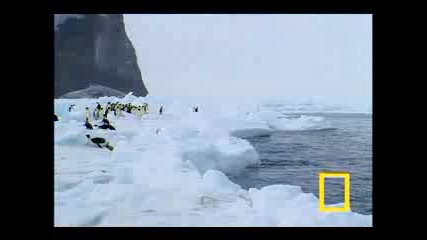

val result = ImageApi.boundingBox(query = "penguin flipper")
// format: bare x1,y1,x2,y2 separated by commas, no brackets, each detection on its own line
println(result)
106,144,114,151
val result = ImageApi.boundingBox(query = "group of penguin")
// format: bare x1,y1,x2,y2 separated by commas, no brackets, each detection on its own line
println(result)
55,102,200,152
81,102,151,151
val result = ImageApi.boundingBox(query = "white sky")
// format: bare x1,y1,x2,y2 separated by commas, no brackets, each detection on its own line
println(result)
124,14,372,98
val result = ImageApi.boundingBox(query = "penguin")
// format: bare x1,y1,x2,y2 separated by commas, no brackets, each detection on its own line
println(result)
85,107,91,121
98,123,116,131
68,104,75,112
159,106,163,115
94,108,100,120
118,105,124,117
99,107,104,119
115,104,120,117
85,134,114,151
104,106,110,118
84,118,93,130
127,104,132,114
54,114,59,122
102,117,110,125
195,106,198,112
136,107,143,120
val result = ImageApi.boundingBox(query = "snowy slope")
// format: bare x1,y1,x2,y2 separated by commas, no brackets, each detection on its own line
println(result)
54,95,372,227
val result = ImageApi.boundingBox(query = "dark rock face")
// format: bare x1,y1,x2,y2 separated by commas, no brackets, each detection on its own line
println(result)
54,14,148,98
61,84,127,99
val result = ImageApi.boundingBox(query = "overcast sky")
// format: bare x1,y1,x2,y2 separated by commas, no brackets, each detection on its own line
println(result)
124,14,372,98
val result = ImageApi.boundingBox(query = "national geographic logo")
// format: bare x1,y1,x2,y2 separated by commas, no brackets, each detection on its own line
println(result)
319,172,350,212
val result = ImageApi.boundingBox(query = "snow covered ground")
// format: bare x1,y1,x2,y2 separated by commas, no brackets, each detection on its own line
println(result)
54,94,372,227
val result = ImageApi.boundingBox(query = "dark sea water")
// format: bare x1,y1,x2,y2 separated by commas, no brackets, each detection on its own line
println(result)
229,112,372,215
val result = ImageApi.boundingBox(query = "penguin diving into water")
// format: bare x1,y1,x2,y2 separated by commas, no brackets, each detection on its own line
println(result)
85,134,114,151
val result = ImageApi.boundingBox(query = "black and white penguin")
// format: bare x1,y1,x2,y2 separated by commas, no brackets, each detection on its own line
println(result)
99,107,104,119
144,103,148,113
93,108,100,120
98,124,116,131
85,134,114,151
117,104,124,117
84,118,93,130
102,117,110,125
195,106,199,112
136,107,143,120
104,106,110,118
85,107,91,121
159,106,163,115
94,102,102,120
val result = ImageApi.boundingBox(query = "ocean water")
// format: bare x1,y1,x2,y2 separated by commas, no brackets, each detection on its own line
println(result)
230,112,372,215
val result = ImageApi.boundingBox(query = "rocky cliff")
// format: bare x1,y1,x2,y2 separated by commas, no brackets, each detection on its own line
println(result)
54,14,148,98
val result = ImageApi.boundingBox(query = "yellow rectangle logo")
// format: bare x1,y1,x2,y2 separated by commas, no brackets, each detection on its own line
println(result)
319,172,350,212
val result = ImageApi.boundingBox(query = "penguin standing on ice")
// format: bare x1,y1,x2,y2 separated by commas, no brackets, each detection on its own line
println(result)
93,108,100,120
115,104,122,117
136,106,143,120
94,103,102,120
102,116,110,125
84,118,93,130
98,107,104,119
85,107,91,121
119,105,125,117
85,134,114,151
104,106,110,118
159,106,163,115
127,103,132,113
